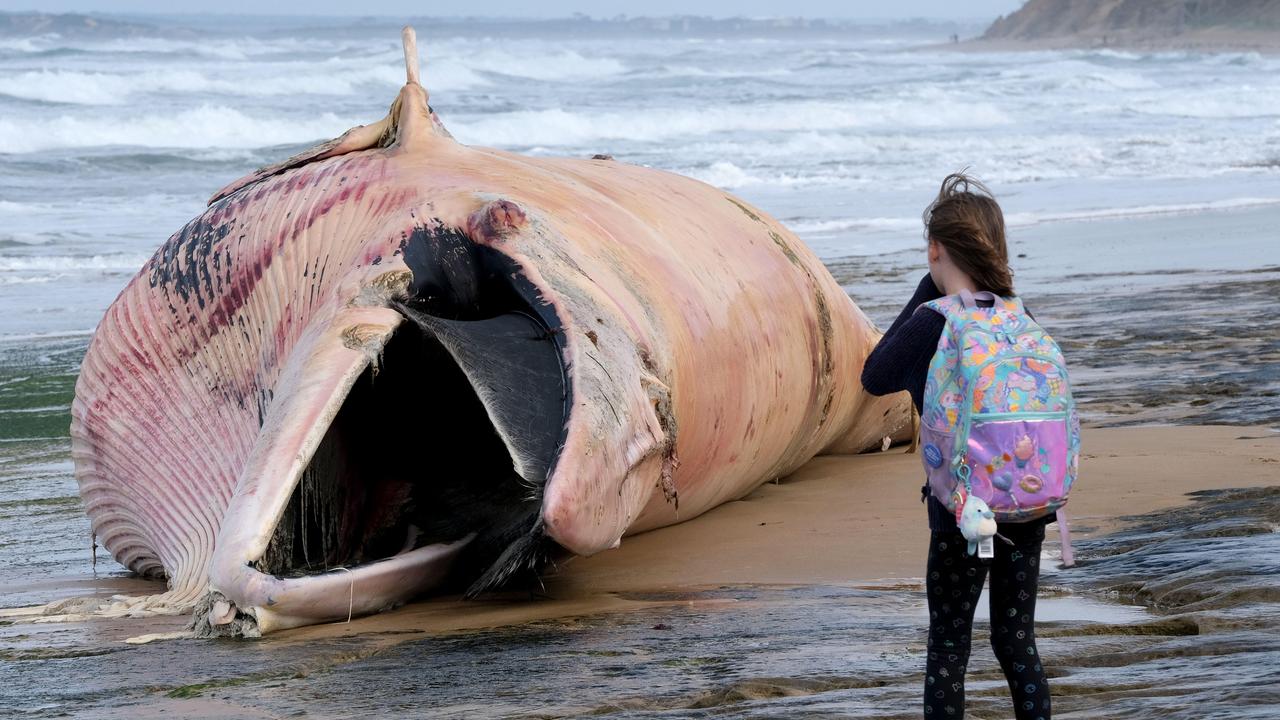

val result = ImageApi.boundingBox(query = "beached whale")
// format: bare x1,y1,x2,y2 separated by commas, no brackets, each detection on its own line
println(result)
68,29,910,635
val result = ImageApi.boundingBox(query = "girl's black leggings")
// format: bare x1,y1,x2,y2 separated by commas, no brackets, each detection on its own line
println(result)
924,522,1051,719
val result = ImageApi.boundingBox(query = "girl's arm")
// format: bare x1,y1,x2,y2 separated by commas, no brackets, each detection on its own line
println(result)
860,274,946,409
881,273,943,339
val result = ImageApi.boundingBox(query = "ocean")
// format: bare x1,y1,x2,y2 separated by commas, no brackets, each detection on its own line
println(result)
0,14,1278,719
2,16,1279,337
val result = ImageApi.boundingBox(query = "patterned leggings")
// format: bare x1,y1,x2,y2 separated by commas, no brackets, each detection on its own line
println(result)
923,522,1051,719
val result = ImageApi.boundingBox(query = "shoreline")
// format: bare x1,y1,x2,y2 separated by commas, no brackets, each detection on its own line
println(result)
244,424,1280,641
933,29,1280,55
10,424,1273,642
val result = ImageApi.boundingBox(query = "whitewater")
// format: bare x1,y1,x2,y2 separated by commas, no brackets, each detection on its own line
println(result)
1,17,1279,337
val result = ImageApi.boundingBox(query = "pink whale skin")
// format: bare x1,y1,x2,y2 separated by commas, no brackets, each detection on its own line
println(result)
70,29,911,635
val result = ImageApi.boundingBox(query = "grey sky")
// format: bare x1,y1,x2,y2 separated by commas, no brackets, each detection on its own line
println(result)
0,0,1026,21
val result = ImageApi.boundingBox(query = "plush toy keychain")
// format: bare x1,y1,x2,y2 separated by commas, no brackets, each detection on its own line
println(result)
954,488,1000,556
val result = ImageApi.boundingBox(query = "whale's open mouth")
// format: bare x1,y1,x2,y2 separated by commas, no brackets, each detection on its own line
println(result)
243,224,572,623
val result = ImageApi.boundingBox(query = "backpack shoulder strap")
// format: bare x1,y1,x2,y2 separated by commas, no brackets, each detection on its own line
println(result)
920,295,981,342
1000,294,1026,314
919,294,964,318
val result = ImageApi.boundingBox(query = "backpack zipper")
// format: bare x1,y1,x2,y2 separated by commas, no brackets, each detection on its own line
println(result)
969,410,1069,421
951,352,1076,478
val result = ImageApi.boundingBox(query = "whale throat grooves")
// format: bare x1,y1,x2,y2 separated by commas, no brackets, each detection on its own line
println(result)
257,223,570,598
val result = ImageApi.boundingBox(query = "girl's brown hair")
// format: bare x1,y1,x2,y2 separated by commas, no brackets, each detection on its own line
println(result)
922,172,1014,296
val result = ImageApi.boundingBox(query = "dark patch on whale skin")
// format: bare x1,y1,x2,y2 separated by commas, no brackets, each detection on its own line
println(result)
148,154,381,348
138,156,383,433
255,387,273,429
148,215,234,313
398,223,486,317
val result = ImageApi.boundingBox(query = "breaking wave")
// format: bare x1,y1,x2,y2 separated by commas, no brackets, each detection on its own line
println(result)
687,161,873,190
0,253,149,286
0,63,487,106
461,47,626,80
0,45,620,106
0,106,354,153
1002,197,1280,226
0,35,322,61
0,254,151,272
997,59,1159,92
454,99,1012,147
0,200,51,214
1128,92,1280,119
0,37,48,53
788,217,921,235
787,197,1280,244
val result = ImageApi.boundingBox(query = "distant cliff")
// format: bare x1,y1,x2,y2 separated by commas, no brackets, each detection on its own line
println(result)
980,0,1280,49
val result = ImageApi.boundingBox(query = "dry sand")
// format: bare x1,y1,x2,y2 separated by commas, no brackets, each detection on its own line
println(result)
276,424,1279,642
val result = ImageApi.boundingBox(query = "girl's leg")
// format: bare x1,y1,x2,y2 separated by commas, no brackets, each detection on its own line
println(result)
924,530,987,718
988,523,1052,720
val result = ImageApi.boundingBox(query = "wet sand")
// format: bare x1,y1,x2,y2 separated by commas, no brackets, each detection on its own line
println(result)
25,425,1270,638
308,425,1280,635
832,204,1280,428
3,425,1277,719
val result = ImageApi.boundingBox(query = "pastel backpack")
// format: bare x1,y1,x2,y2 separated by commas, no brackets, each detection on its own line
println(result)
918,290,1080,554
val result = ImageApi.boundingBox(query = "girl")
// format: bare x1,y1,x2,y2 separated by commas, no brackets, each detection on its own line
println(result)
862,173,1053,720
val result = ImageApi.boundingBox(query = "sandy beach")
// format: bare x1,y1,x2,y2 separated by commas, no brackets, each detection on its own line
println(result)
267,424,1280,638
551,425,1280,588
3,424,1277,719
10,424,1276,629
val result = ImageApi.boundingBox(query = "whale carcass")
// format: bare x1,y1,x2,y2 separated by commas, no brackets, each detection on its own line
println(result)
69,29,911,635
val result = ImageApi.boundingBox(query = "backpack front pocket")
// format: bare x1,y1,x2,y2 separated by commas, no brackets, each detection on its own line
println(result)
919,424,958,510
958,412,1069,520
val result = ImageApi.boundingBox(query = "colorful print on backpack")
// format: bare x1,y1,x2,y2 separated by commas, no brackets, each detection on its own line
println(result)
918,290,1080,522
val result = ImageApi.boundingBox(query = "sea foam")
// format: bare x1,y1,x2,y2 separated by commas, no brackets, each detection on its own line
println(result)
453,98,1012,148
0,65,447,106
0,106,353,153
0,254,151,272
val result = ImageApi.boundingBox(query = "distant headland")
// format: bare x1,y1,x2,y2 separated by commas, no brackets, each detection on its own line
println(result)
968,0,1280,52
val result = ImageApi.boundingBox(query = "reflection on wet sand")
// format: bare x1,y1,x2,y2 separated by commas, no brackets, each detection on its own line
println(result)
833,259,1280,427
2,487,1276,719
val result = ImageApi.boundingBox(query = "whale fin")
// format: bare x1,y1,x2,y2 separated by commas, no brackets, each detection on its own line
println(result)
208,25,449,205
